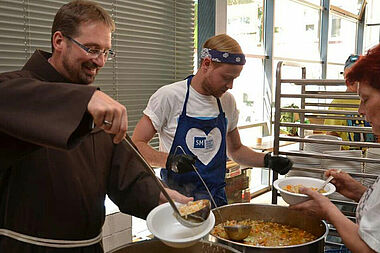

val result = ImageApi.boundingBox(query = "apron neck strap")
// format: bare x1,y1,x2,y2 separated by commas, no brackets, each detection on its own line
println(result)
182,75,223,116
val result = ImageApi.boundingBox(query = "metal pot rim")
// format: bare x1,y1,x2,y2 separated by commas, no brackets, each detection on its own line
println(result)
109,238,242,253
211,203,329,249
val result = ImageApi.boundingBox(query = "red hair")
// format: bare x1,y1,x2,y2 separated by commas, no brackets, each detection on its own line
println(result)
346,43,380,91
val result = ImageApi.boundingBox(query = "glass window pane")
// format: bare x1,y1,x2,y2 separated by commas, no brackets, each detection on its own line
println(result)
366,0,380,24
364,25,380,51
229,57,265,126
305,0,321,6
274,61,322,80
227,0,264,55
274,0,320,60
330,0,364,15
326,63,345,79
364,0,380,51
327,14,357,63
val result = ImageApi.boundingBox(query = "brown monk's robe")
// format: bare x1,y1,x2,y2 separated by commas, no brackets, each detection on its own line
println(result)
0,50,161,252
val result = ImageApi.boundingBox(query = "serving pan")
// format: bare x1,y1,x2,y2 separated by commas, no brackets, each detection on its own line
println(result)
209,203,328,253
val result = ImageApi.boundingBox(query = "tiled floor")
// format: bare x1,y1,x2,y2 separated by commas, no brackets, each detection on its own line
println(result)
132,216,152,242
132,190,288,241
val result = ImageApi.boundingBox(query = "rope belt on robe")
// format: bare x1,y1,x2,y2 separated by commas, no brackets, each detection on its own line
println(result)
0,228,102,248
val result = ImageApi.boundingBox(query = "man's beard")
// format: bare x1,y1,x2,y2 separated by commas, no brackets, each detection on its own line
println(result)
203,77,223,98
62,54,97,84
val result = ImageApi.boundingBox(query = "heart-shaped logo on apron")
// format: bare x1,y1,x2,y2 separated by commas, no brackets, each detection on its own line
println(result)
185,128,222,165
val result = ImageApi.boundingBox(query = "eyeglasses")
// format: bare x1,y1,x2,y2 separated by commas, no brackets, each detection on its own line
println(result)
63,34,115,60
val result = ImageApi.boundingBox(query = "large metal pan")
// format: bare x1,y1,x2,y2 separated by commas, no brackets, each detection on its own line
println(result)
209,203,328,253
109,238,241,253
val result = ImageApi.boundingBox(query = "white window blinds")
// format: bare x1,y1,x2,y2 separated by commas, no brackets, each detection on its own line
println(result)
0,1,195,140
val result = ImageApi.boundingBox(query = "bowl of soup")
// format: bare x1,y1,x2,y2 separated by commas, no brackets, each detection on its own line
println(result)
273,176,336,205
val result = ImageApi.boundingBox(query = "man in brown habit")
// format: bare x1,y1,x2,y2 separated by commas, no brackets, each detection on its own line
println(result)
0,1,191,252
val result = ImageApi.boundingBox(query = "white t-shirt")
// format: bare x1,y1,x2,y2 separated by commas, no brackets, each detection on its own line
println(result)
357,177,380,252
143,79,239,153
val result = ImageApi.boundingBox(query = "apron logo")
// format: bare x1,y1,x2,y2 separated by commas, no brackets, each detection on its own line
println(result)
186,128,222,165
194,137,214,149
194,137,206,148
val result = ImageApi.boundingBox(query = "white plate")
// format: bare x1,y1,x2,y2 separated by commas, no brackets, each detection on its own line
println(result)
322,150,362,172
287,170,322,179
323,150,362,157
366,148,380,156
146,202,215,248
304,135,341,153
365,150,380,174
286,150,321,165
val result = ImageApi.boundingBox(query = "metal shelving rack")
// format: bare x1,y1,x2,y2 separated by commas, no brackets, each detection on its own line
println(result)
272,61,380,248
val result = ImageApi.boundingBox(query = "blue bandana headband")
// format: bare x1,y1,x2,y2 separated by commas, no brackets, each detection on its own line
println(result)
200,48,246,65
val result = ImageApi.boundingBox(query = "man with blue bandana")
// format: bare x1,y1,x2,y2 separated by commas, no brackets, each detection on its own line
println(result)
132,34,293,207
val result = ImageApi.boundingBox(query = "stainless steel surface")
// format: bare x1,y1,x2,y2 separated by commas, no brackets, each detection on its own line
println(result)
305,102,359,108
280,122,372,133
273,65,379,248
290,165,379,179
304,114,365,121
279,135,380,149
273,61,308,202
300,77,306,150
304,91,356,95
122,137,208,227
280,79,345,85
110,239,241,253
281,108,360,115
282,150,380,165
224,225,251,241
209,203,328,253
281,94,359,99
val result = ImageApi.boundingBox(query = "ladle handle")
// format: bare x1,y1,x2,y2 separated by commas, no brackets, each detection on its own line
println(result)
123,137,182,216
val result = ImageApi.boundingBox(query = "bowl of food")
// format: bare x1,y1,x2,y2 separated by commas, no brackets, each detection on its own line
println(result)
273,176,336,205
146,201,215,248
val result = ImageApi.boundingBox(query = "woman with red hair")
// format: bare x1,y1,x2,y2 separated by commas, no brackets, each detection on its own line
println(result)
290,43,380,253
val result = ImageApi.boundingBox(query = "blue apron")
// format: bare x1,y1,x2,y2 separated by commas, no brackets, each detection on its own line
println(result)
160,75,228,207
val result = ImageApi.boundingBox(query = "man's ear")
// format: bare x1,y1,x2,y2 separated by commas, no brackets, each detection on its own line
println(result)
201,57,212,72
51,31,65,52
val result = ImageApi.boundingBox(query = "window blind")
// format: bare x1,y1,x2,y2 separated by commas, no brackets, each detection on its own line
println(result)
0,0,195,146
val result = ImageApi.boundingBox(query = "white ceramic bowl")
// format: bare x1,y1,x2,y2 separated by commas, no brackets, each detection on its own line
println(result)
273,176,336,205
146,202,215,248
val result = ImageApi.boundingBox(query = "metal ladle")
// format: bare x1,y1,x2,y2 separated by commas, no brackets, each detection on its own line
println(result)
122,137,211,227
224,224,251,241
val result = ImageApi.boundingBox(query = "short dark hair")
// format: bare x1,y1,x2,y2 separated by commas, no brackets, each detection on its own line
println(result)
51,0,115,52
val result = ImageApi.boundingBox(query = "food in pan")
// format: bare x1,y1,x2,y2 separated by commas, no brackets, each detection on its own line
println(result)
211,219,316,246
282,184,326,194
